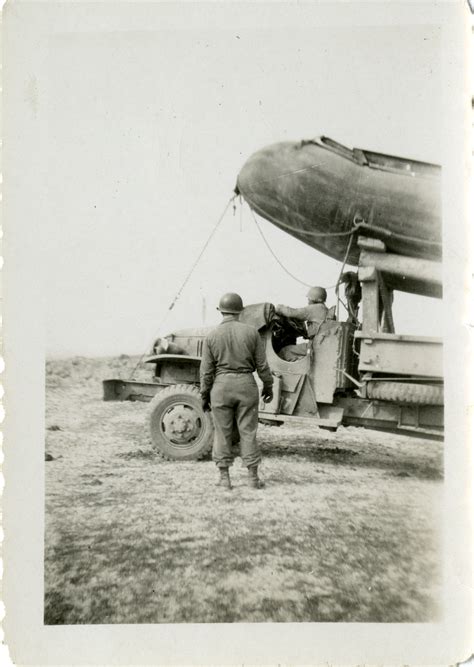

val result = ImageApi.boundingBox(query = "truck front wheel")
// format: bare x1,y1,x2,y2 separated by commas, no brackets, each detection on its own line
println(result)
148,384,214,460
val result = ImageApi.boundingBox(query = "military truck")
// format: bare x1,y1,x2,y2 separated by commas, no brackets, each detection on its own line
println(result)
103,137,444,459
103,235,443,459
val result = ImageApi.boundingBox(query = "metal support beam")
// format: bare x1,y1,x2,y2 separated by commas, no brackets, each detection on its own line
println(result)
378,274,395,333
359,266,380,333
359,249,442,297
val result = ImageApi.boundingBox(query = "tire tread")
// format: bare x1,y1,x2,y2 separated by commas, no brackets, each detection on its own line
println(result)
148,384,213,461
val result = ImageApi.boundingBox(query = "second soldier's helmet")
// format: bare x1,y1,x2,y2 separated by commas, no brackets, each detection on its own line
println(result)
307,286,327,303
217,292,244,314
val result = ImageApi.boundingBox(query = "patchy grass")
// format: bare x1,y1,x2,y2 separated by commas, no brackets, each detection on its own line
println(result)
45,357,443,624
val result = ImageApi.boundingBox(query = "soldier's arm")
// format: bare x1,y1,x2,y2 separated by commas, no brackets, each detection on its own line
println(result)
199,338,216,397
275,304,310,321
254,333,273,391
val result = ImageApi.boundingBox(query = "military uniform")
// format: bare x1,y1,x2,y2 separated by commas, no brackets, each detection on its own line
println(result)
200,315,273,470
275,302,329,338
275,289,330,362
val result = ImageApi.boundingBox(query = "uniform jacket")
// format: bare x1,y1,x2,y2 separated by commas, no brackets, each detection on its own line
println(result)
200,316,273,396
275,302,328,338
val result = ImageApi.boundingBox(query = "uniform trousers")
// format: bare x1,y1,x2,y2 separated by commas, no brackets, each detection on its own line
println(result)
279,342,308,362
210,372,260,468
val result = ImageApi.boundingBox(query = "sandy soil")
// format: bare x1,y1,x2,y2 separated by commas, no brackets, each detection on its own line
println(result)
45,356,443,624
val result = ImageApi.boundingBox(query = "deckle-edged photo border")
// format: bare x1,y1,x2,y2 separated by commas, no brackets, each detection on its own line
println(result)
2,1,473,664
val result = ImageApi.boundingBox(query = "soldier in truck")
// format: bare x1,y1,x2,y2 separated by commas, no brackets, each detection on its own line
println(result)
275,286,333,361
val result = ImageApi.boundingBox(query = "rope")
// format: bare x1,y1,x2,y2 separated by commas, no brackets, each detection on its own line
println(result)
127,196,235,379
243,193,357,237
335,230,356,320
336,230,356,285
356,221,442,249
250,207,313,288
249,203,359,296
246,194,440,249
165,196,235,314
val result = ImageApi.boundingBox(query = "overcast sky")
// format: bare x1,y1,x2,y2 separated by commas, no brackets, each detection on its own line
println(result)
38,19,444,357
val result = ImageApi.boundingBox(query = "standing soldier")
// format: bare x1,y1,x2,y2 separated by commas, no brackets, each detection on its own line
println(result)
200,292,274,490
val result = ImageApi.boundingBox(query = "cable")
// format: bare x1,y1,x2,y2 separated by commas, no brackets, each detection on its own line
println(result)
165,196,235,312
249,203,358,293
244,191,441,250
243,193,357,238
336,231,356,286
250,207,313,288
335,231,356,320
127,196,235,379
356,221,442,249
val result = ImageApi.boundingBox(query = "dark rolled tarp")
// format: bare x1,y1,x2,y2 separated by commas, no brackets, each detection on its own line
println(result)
238,302,275,331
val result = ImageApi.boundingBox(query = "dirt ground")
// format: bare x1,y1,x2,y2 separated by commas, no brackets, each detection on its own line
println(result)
45,356,443,624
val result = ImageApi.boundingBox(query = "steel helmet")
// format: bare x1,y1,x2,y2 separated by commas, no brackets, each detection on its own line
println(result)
217,292,244,314
307,286,327,303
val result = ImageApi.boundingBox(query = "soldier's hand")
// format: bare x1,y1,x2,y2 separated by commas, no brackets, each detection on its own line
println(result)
262,388,273,403
201,394,211,412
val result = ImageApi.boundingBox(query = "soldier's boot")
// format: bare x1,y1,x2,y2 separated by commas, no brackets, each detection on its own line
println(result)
216,467,232,490
247,465,265,489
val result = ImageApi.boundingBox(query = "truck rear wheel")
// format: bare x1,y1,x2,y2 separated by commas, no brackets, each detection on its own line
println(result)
148,384,214,460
